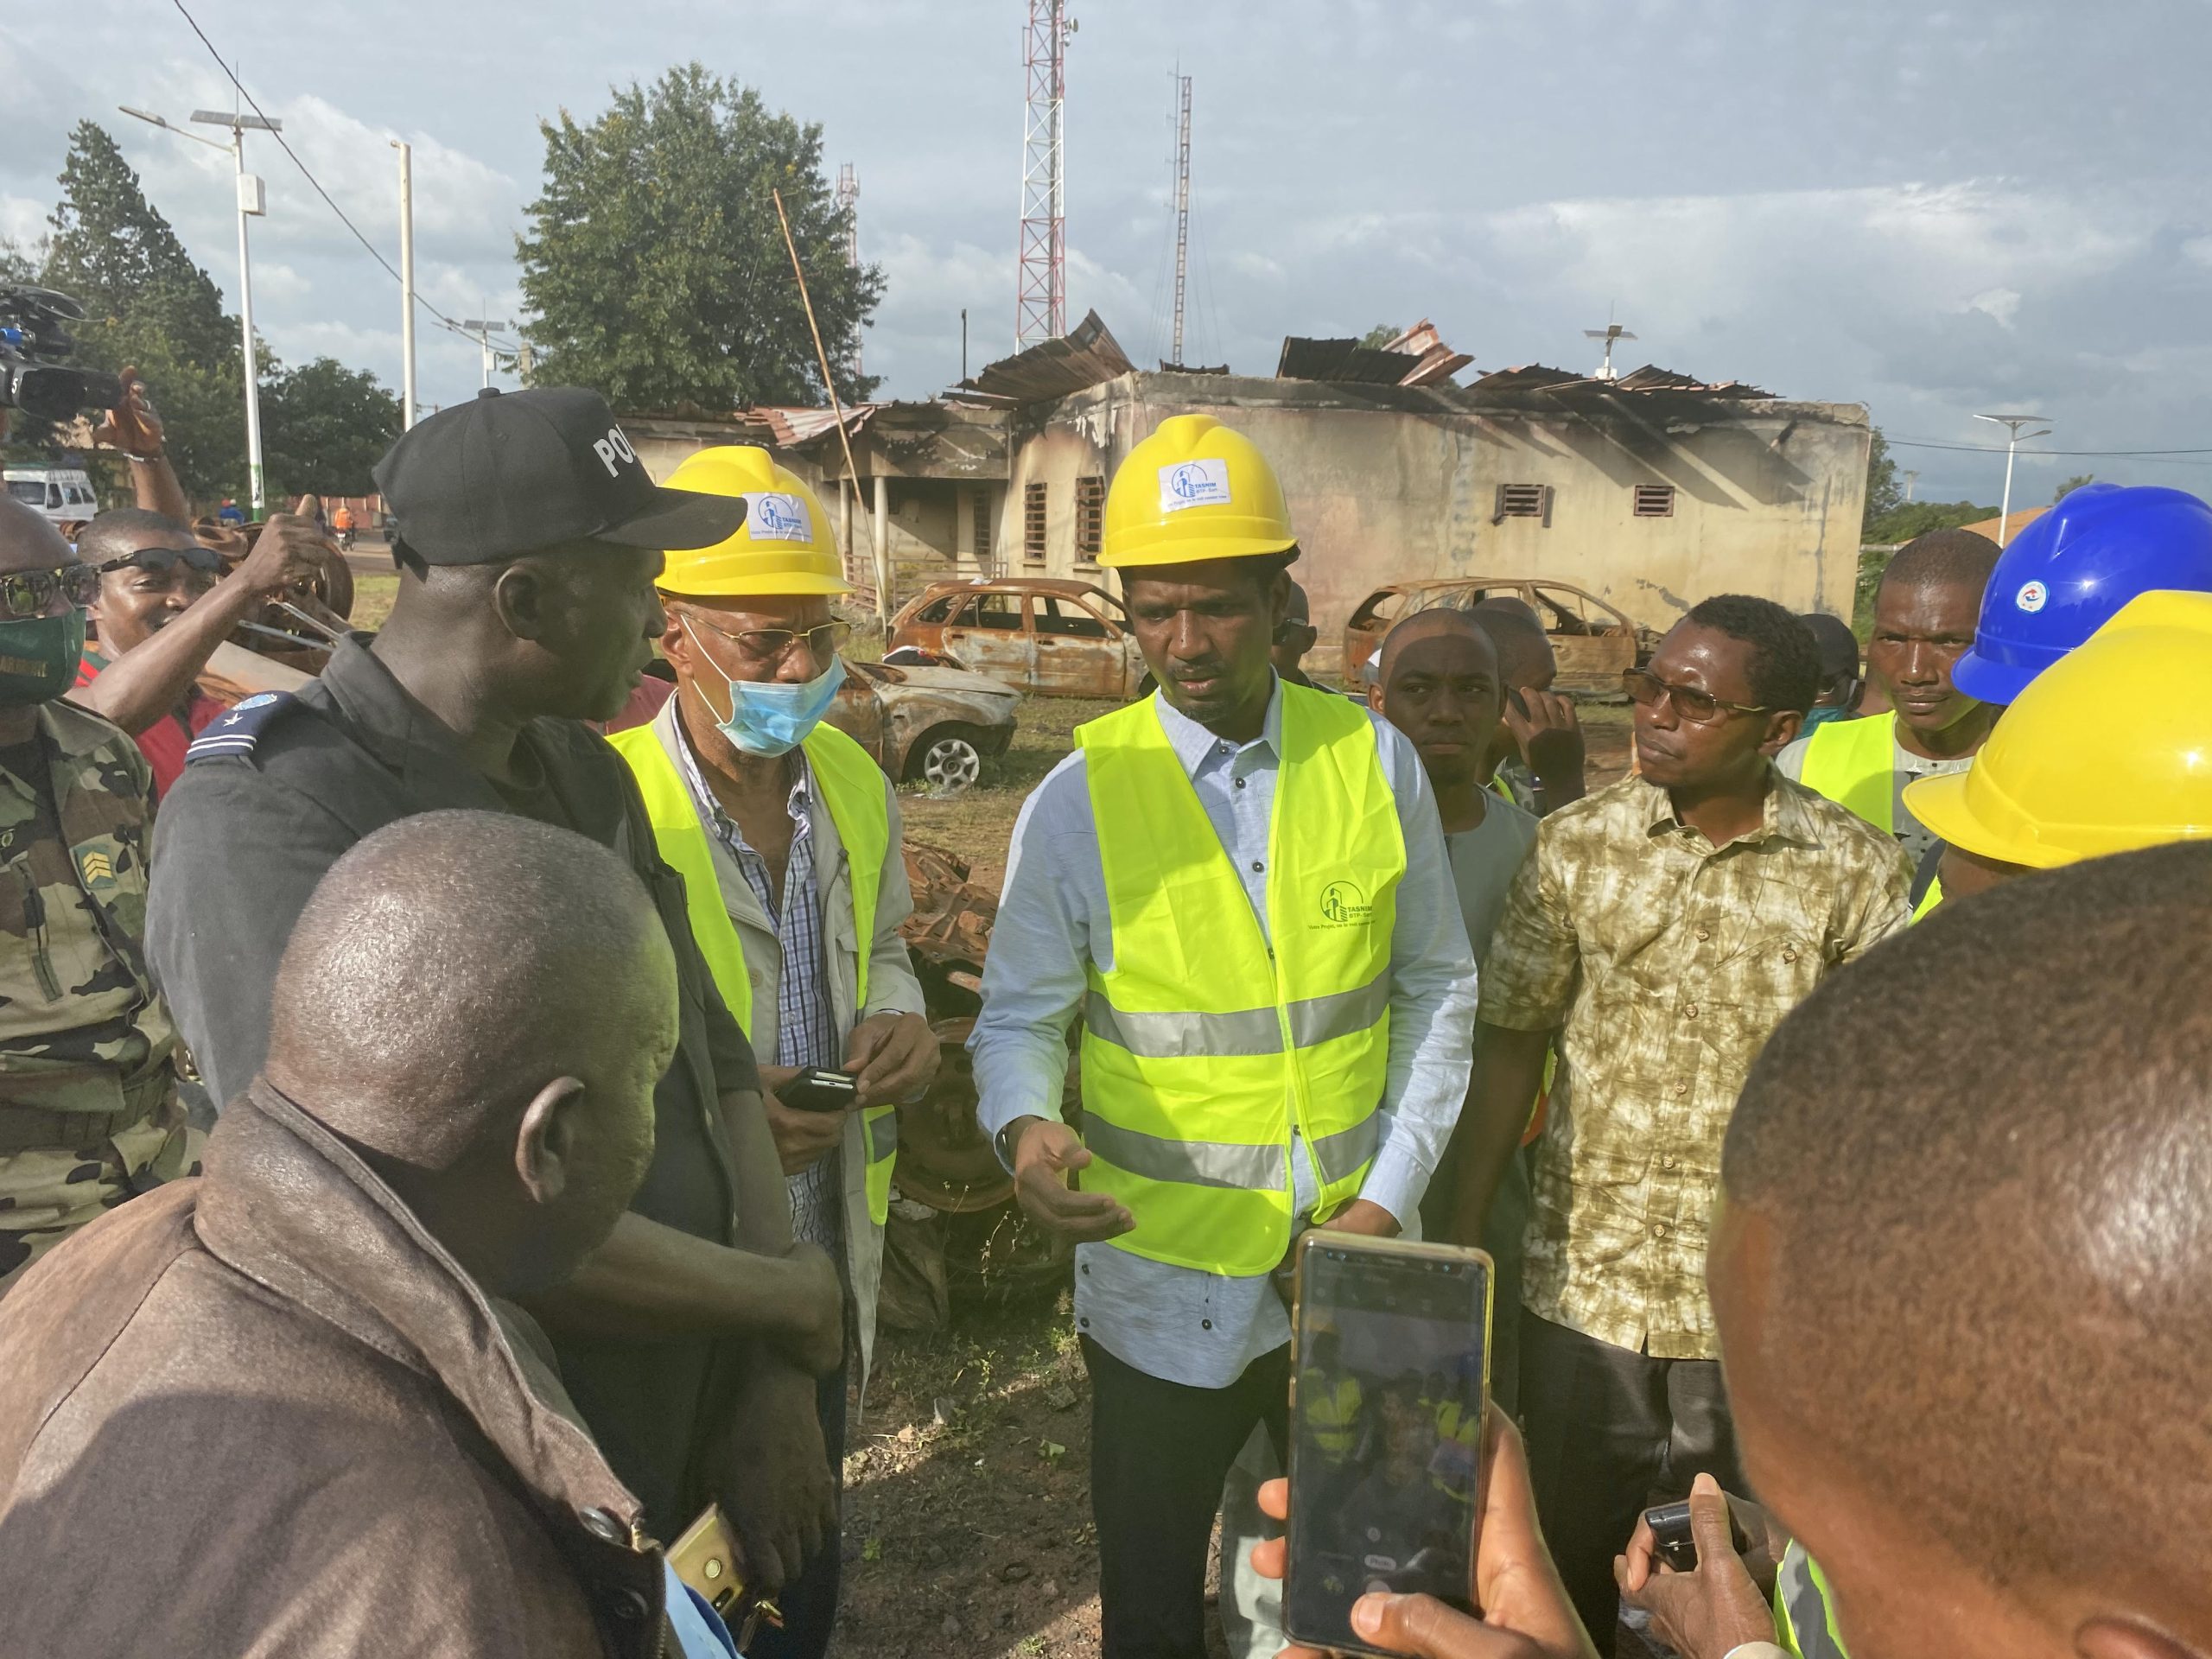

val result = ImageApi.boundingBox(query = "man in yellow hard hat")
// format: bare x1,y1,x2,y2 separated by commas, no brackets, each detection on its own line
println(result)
1902,588,2212,902
970,414,1482,1659
607,445,938,1659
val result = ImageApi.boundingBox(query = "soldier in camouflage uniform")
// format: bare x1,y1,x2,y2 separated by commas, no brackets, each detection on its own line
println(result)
0,499,192,1296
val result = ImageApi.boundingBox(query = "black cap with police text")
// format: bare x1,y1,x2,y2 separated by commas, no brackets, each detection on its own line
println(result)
372,386,747,566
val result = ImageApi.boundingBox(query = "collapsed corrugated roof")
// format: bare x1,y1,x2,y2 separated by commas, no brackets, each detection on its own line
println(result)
1276,318,1473,388
1461,362,1772,400
964,309,1135,404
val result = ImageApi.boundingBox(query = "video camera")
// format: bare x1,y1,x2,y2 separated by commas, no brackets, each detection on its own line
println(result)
0,287,122,423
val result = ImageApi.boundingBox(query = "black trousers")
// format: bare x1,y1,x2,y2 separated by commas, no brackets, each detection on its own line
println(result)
1083,1336,1290,1659
1518,1311,1745,1646
744,1360,849,1659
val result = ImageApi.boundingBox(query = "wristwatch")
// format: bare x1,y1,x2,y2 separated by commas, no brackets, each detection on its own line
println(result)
994,1117,1034,1174
1721,1643,1790,1659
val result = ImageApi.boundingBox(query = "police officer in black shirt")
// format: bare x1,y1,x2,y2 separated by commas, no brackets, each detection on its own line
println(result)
147,388,843,1586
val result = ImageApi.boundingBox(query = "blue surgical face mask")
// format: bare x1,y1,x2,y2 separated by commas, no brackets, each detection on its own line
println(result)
684,618,848,757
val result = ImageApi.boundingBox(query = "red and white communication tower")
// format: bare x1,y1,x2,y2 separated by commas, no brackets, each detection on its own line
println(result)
1015,0,1074,350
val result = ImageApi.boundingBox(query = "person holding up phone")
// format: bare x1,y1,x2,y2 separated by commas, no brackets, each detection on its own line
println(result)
607,444,936,1659
972,415,1479,1659
1470,598,1588,817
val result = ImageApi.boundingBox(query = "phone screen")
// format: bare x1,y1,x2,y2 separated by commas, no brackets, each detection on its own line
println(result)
1283,1238,1491,1653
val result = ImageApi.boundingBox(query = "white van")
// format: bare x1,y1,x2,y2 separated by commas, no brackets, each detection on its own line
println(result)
3,466,100,529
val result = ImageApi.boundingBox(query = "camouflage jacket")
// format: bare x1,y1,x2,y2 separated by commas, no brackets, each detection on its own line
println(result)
0,698,175,1110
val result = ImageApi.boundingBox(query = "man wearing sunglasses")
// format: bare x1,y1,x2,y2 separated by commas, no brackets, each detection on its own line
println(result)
608,444,936,1659
1449,594,1912,1647
69,506,327,798
147,388,846,1597
0,499,192,1298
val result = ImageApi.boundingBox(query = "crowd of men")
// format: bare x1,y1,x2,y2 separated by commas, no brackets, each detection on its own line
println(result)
0,372,2206,1659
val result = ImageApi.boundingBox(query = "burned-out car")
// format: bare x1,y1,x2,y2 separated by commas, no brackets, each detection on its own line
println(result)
831,658,1020,791
1342,577,1656,694
886,577,1146,700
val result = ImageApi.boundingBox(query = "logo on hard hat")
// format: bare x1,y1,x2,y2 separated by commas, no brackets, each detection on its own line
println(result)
1158,458,1233,514
1319,880,1373,927
2016,580,2050,613
744,492,814,544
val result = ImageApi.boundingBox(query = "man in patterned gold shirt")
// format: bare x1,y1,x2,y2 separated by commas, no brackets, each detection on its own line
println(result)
1449,594,1911,1643
0,499,190,1295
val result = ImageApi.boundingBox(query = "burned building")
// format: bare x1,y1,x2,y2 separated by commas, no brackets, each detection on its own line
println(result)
624,315,1871,676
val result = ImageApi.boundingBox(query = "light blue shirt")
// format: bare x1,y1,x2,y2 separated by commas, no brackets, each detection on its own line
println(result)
970,678,1481,1389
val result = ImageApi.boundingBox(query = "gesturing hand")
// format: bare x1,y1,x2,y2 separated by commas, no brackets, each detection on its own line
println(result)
1502,688,1586,806
1009,1116,1135,1243
1250,1412,1599,1659
93,368,164,458
235,499,336,601
1614,1474,1779,1659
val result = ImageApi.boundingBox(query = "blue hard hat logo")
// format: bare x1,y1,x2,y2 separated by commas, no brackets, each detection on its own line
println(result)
1168,464,1210,499
2015,580,2048,613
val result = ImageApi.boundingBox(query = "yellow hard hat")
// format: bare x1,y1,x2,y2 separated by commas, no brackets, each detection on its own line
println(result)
1904,589,2212,868
1098,413,1296,569
657,445,851,597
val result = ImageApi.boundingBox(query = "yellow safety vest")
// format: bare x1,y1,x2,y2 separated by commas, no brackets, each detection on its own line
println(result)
1796,711,1904,833
1076,682,1403,1275
1774,1544,1847,1659
1302,1370,1363,1459
611,718,899,1226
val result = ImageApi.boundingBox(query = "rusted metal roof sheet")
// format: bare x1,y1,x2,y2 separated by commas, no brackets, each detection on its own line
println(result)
967,309,1135,404
1278,319,1472,387
1463,363,1773,401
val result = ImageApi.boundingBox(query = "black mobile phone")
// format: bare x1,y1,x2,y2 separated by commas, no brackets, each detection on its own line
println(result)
1283,1233,1493,1658
777,1067,857,1114
1642,1499,1751,1573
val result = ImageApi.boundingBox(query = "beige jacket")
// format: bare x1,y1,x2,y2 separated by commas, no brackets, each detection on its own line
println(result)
645,696,926,1380
0,1078,673,1658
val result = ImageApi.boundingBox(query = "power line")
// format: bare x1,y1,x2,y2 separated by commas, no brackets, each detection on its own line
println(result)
1885,436,2212,457
166,0,510,350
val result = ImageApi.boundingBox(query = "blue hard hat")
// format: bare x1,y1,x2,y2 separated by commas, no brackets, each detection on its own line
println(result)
1953,482,2212,704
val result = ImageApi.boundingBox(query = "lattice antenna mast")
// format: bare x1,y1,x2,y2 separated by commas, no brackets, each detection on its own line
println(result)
836,162,861,379
1171,73,1192,365
1016,0,1074,350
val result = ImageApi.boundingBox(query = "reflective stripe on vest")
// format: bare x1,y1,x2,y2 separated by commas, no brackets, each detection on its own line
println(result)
1075,683,1403,1275
1797,711,1898,834
1773,1544,1848,1659
611,716,901,1225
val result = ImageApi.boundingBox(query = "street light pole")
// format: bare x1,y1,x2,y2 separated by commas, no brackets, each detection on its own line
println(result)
1974,413,2052,548
394,140,417,429
118,104,278,513
460,319,512,391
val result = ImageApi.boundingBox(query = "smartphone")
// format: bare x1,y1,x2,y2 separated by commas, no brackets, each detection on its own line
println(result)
777,1066,857,1114
1283,1232,1493,1657
668,1504,783,1647
1642,1499,1751,1573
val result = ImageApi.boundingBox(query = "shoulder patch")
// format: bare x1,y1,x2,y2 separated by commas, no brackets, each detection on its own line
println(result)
186,691,300,765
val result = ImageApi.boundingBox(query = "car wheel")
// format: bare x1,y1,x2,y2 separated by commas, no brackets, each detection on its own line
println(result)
912,725,986,794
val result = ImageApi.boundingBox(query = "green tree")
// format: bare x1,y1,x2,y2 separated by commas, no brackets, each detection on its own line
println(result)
259,357,401,499
517,65,884,411
38,121,245,501
1860,428,1903,538
1358,323,1404,349
2054,472,2094,502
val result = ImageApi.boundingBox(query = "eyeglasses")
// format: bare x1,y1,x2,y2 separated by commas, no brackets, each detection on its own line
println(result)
0,563,102,621
683,611,851,665
98,545,225,577
1273,620,1318,646
1622,667,1770,724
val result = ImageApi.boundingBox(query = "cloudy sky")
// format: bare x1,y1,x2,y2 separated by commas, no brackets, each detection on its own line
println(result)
10,0,2212,503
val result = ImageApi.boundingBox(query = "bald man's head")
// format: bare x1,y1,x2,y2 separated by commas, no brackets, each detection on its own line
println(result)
264,810,679,1294
1714,841,2212,1653
1470,598,1557,695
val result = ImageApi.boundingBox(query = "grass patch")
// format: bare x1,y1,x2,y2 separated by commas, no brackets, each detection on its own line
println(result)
351,573,397,632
